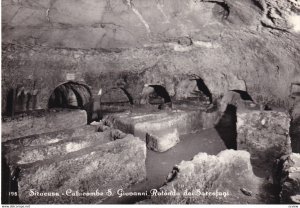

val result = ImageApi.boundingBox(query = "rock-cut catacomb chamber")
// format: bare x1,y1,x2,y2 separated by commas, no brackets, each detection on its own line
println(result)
1,0,300,205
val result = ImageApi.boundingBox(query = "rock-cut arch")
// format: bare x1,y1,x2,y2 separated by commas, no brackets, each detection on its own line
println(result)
48,81,92,109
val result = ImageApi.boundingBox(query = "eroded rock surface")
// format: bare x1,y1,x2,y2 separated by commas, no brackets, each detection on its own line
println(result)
17,135,146,204
146,128,180,152
277,153,300,204
2,0,300,115
144,150,273,204
237,110,292,170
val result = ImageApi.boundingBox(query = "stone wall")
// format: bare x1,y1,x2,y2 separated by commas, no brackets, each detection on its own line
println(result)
2,0,300,114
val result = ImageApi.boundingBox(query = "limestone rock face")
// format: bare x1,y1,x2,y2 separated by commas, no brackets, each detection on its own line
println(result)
146,128,180,152
2,109,87,142
2,0,298,48
237,110,292,169
147,150,267,204
279,153,300,204
17,135,146,204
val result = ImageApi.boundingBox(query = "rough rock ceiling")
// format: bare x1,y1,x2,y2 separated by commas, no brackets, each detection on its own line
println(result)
2,0,300,49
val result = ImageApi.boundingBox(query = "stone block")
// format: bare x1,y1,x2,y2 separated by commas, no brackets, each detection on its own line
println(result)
17,135,146,204
146,128,180,152
104,109,218,141
146,150,268,204
2,109,87,141
237,110,292,168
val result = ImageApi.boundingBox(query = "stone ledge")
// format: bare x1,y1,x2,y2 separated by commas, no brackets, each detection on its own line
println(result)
2,109,87,141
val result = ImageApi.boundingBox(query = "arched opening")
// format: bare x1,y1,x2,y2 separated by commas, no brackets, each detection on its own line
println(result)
48,81,92,109
5,86,39,117
215,90,254,150
101,87,134,105
231,90,253,101
174,76,212,109
195,78,213,104
99,87,135,118
148,85,172,104
140,84,172,109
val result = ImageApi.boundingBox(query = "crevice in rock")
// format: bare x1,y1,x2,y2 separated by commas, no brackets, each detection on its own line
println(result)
260,21,289,32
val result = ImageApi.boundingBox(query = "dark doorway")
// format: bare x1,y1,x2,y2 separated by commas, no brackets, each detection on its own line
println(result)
215,104,237,149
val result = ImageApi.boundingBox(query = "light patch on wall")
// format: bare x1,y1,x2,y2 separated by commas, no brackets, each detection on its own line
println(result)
66,73,76,80
287,15,300,32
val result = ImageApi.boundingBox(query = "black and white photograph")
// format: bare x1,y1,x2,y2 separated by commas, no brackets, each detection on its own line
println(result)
1,0,300,206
